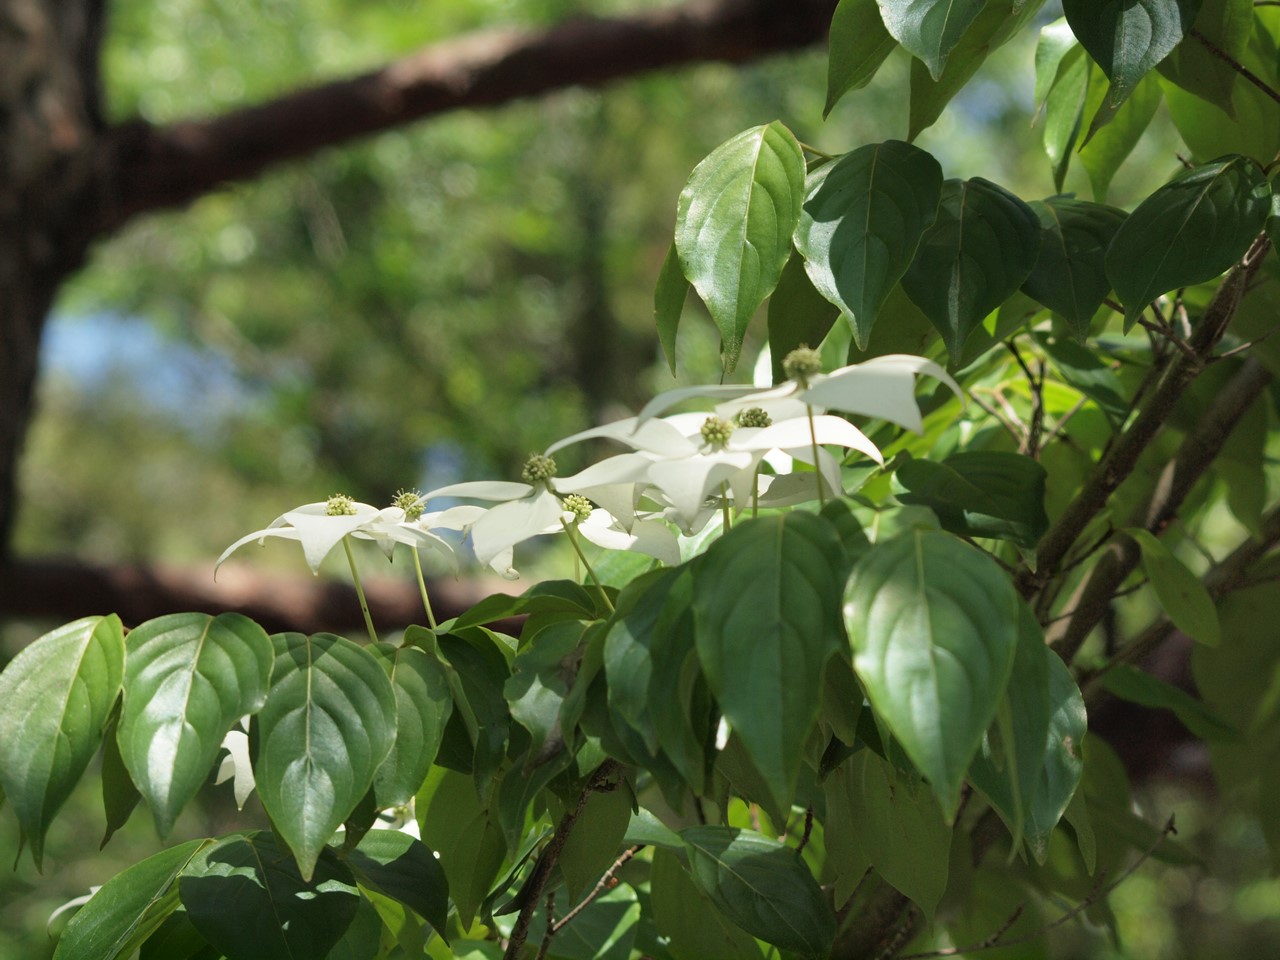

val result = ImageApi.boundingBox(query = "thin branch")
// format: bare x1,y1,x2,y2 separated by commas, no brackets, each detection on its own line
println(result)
969,390,1025,444
1191,28,1280,106
897,906,1024,959
551,845,642,934
1135,316,1197,361
535,893,556,960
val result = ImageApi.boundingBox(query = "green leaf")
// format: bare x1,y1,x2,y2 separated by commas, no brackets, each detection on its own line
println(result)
1034,18,1080,110
137,910,214,960
1125,528,1222,646
878,0,988,79
324,898,382,960
0,614,125,868
693,513,846,812
1079,67,1162,200
558,782,634,901
344,828,450,936
53,839,208,960
1101,663,1240,742
118,613,273,836
525,884,640,960
369,643,452,807
680,826,835,958
895,451,1050,549
655,241,690,376
794,141,943,349
1157,0,1253,114
825,0,898,116
845,530,1020,815
650,847,762,960
415,766,505,928
1025,649,1087,862
675,121,807,371
256,633,397,880
901,178,1042,359
1022,198,1127,337
179,832,360,960
100,707,141,849
767,252,840,383
1042,45,1089,192
504,620,581,760
435,630,512,795
450,580,597,630
1035,334,1131,427
1063,0,1203,108
1105,156,1272,327
819,754,874,905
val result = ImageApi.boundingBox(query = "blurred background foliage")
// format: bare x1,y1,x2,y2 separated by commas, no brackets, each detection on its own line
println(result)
4,0,1270,957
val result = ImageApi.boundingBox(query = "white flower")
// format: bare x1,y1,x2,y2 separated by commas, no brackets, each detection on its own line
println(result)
215,719,255,810
414,480,565,579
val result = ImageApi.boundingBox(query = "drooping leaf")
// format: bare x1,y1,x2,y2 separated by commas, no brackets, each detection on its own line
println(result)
825,0,898,116
179,832,360,960
845,530,1020,815
675,121,807,371
767,253,840,383
681,826,835,957
1022,197,1127,337
53,839,209,960
256,633,397,880
0,614,125,868
1126,528,1222,646
1105,156,1272,327
650,847,762,960
1079,67,1162,200
1157,0,1252,114
118,613,273,836
368,643,452,808
895,451,1050,549
1063,0,1203,108
415,766,505,929
1025,650,1087,862
693,513,846,812
344,828,450,937
655,241,691,376
1034,18,1080,110
1042,44,1089,192
900,178,1042,360
878,0,989,79
100,707,141,850
795,141,943,349
1102,664,1240,742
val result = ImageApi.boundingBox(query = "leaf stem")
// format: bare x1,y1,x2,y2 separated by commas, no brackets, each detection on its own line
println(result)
342,537,378,644
411,549,437,630
721,481,732,532
806,404,825,507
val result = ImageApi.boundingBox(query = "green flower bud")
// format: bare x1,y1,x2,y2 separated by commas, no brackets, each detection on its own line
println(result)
325,493,357,517
562,494,593,524
736,406,772,428
522,453,558,485
392,489,424,521
700,415,735,449
783,345,823,387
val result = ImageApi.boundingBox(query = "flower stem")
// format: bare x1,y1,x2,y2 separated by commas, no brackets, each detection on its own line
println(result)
752,466,760,518
806,404,826,507
720,481,732,532
561,520,614,615
342,537,379,645
411,549,438,630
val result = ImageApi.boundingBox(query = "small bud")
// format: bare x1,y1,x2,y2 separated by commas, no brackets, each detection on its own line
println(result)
783,345,823,387
522,453,558,485
562,494,593,525
700,415,735,449
392,489,424,521
325,494,357,517
736,407,772,429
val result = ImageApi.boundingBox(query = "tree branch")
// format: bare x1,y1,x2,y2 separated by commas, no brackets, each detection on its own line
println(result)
97,0,836,233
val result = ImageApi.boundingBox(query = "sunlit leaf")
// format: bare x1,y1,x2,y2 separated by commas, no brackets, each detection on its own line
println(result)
878,0,988,79
344,829,449,937
369,643,452,808
826,0,898,116
1079,67,1162,200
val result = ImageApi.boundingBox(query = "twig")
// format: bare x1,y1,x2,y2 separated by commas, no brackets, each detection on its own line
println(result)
896,906,1024,959
551,845,642,934
1191,28,1280,105
1040,396,1088,446
1040,580,1146,626
1135,316,1197,361
797,804,815,855
534,893,556,960
969,390,1025,444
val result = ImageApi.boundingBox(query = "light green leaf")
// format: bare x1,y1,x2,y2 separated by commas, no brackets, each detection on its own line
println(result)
1063,0,1203,108
558,783,634,901
369,643,452,808
415,766,505,929
878,0,988,79
0,614,125,868
1105,156,1272,328
1157,0,1253,114
693,513,846,813
53,839,208,960
795,141,943,349
681,826,835,958
675,121,807,371
1034,18,1080,110
767,252,840,384
825,0,898,116
118,613,273,836
1102,663,1240,742
845,530,1020,816
179,832,360,960
1042,45,1089,192
1126,528,1222,646
651,847,762,960
344,828,449,936
1022,198,1127,337
901,178,1042,360
256,633,397,880
1079,67,1162,200
655,241,690,376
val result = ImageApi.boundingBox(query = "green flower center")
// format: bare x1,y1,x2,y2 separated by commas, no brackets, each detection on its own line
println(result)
783,345,823,388
736,407,772,429
522,453,558,485
562,494,593,524
700,416,735,449
392,489,424,521
325,494,357,517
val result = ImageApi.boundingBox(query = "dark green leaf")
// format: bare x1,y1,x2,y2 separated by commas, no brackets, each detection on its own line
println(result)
622,807,683,850
1102,663,1240,742
1025,651,1087,862
901,178,1041,359
179,832,360,960
651,847,762,960
138,910,213,960
323,898,382,960
1063,0,1203,108
845,530,1020,815
100,707,141,850
1022,198,1127,336
369,643,452,807
0,614,125,868
655,241,690,376
435,630,512,795
693,513,846,812
681,826,835,957
257,633,397,880
525,884,640,960
504,620,582,760
1126,528,1222,646
119,613,273,836
450,580,597,630
819,753,873,905
1035,334,1131,427
1105,156,1272,327
794,141,943,349
768,253,840,383
879,0,989,79
1157,0,1252,114
895,451,1050,549
415,766,505,928
54,839,208,960
558,780,634,901
675,121,807,371
825,0,897,116
344,828,450,936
